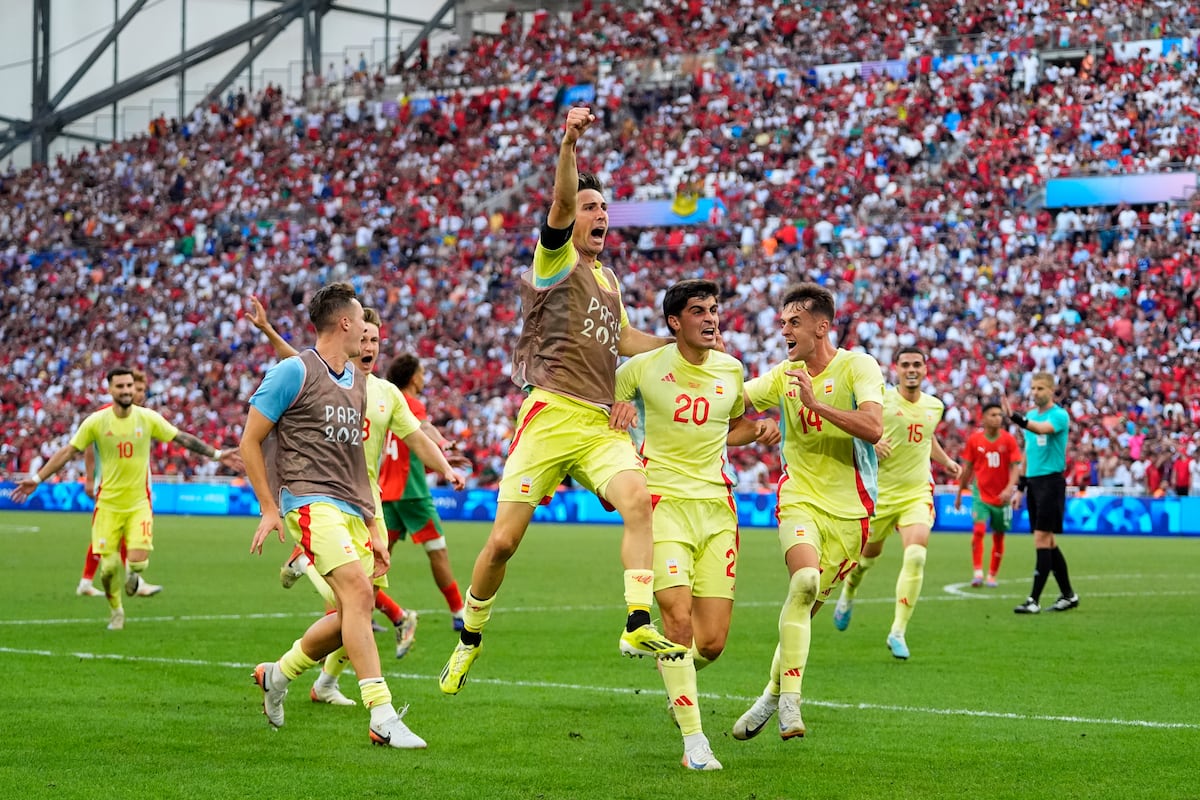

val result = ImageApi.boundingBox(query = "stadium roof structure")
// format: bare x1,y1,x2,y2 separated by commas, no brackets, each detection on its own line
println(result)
0,0,581,166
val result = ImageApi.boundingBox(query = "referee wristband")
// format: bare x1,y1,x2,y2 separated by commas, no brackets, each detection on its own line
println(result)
1016,476,1028,492
212,449,223,461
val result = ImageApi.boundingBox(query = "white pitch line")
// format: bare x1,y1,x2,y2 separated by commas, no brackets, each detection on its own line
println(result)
0,645,1195,731
5,581,1198,628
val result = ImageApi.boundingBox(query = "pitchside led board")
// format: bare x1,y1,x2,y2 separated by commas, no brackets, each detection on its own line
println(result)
2,482,1199,537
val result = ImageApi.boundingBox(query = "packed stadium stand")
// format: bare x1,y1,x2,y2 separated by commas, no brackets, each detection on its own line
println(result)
3,0,1200,496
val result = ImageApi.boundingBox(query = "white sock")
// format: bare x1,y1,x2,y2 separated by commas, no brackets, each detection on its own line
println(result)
369,702,396,727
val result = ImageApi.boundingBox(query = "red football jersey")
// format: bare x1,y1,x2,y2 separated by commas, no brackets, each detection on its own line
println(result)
963,429,1021,505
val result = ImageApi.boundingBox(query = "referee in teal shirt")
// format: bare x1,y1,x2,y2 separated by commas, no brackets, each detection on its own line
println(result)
1004,372,1078,614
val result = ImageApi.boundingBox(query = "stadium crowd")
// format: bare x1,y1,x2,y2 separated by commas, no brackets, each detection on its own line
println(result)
3,0,1200,497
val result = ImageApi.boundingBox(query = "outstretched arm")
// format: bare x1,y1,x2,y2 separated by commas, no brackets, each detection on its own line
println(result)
10,442,82,503
247,296,299,359
617,325,673,357
172,431,244,472
402,429,467,490
546,106,594,230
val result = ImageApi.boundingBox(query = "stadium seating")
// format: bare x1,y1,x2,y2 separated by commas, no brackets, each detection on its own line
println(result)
2,0,1198,495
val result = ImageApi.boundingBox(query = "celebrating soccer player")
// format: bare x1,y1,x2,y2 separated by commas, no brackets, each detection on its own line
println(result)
242,283,440,749
731,283,884,741
439,105,687,697
12,367,242,630
830,347,961,660
611,279,779,770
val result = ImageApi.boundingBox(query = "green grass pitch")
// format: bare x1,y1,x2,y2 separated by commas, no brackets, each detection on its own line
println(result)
0,510,1196,799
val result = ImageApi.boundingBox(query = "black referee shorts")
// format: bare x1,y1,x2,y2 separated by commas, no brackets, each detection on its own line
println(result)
1026,472,1066,533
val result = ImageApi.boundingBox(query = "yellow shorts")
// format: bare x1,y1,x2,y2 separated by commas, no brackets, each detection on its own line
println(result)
869,496,935,545
91,504,154,554
499,391,644,505
285,502,373,580
652,496,738,599
777,503,869,603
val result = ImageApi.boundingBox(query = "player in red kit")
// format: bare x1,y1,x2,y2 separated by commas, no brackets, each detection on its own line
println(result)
955,403,1022,587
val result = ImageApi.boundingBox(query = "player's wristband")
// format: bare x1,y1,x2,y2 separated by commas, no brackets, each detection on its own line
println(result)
1016,476,1028,492
30,473,42,484
212,449,223,461
1009,411,1028,429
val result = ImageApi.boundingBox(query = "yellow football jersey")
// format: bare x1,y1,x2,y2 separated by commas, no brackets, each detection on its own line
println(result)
745,349,884,519
70,405,178,512
876,387,944,504
615,345,745,499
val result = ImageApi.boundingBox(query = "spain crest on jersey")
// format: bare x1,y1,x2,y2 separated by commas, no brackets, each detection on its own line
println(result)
823,379,835,395
714,380,726,396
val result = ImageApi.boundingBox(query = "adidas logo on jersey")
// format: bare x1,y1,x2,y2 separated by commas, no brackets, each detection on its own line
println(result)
661,373,676,383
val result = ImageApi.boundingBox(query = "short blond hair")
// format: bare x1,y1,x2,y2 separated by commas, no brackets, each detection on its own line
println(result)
1031,371,1056,388
363,307,382,326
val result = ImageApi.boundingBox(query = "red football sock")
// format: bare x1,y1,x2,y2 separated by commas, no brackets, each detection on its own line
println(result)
441,581,464,614
81,545,101,581
989,532,1006,577
971,523,985,572
375,591,405,626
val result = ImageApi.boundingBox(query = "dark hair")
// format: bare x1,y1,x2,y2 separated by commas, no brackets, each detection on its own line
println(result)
387,353,421,390
981,402,1002,414
308,282,359,332
106,366,134,383
578,172,604,195
781,282,835,321
896,346,925,362
662,279,719,330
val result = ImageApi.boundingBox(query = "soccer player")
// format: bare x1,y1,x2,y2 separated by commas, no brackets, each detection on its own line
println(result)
379,354,470,631
12,367,241,630
830,347,961,660
955,402,1022,587
243,282,430,748
439,106,686,697
1006,372,1079,614
248,298,464,674
611,279,779,771
731,282,884,741
76,369,163,598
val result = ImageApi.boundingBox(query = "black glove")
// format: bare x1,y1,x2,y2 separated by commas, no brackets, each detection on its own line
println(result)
1009,411,1028,429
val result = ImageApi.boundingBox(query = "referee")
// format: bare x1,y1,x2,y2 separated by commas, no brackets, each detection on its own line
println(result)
1005,372,1079,614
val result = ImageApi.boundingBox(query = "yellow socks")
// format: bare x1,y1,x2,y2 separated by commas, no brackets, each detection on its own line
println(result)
307,566,337,608
623,569,654,614
278,638,319,681
892,544,926,636
358,677,392,711
690,643,713,671
462,588,495,634
660,652,702,736
322,646,350,678
778,567,819,695
98,552,123,609
842,554,877,602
